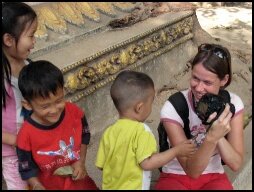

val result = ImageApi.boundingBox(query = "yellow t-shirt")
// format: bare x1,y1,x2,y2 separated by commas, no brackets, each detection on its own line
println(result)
96,119,157,190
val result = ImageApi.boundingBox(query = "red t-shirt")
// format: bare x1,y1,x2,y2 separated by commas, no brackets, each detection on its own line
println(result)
17,102,96,190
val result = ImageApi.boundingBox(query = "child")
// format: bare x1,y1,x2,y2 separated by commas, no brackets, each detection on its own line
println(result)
2,2,37,190
95,70,196,190
16,60,98,190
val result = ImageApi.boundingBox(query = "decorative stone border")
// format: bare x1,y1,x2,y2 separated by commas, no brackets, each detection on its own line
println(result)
62,12,194,102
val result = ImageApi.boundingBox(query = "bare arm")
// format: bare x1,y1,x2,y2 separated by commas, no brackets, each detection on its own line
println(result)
27,177,45,190
2,131,17,146
164,104,233,178
71,144,88,180
217,111,244,171
140,140,195,170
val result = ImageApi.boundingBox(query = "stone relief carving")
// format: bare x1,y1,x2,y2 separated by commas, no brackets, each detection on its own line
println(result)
32,2,136,39
63,15,194,102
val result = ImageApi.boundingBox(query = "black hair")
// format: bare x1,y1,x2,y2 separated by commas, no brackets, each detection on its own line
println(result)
18,60,64,102
110,70,154,113
2,2,37,107
191,43,232,88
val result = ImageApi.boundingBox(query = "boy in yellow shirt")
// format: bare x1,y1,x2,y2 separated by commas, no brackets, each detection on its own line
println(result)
96,70,196,190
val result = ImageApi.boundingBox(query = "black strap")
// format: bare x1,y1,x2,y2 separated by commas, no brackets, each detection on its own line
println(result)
157,91,189,172
168,92,191,139
158,91,190,154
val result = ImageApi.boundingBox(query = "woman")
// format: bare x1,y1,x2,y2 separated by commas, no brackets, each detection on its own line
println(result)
155,43,244,190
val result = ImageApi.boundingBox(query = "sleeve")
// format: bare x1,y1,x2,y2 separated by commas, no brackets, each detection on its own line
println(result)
230,92,244,114
81,115,91,145
135,124,157,164
67,102,90,144
16,147,39,180
16,126,39,180
95,132,108,169
160,100,184,127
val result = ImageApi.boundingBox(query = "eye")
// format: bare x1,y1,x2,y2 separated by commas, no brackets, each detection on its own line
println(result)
192,76,199,81
204,81,213,86
56,98,64,104
41,105,49,109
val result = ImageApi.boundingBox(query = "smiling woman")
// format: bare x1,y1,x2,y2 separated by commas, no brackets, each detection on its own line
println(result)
155,43,244,190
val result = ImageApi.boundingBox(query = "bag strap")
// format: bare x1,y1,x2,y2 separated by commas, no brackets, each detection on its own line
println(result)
168,92,191,139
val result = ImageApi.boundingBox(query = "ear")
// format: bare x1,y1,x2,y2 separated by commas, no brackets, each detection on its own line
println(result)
220,74,229,87
21,100,33,111
3,33,15,47
134,102,144,114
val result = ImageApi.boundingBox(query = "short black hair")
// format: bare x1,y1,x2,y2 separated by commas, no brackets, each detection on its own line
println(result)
110,70,154,113
18,60,64,102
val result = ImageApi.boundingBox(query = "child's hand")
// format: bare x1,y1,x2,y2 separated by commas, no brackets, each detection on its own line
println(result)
31,182,45,190
71,160,87,180
33,184,46,190
174,140,196,157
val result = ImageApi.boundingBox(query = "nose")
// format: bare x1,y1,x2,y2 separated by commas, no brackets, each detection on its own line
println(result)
49,104,58,114
195,81,205,92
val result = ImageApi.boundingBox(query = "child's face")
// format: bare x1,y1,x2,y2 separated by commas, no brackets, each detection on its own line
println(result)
13,19,38,60
139,87,155,122
28,87,65,126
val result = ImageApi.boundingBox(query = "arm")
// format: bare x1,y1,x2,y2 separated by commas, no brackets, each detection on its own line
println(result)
164,104,232,178
71,144,88,180
27,177,45,190
2,131,17,146
217,111,244,171
16,147,43,189
71,115,90,180
140,140,196,170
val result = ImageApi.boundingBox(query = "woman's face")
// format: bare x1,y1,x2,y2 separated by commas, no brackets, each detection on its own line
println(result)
190,63,228,101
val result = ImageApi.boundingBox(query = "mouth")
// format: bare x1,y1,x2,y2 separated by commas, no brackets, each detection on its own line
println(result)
195,93,205,100
48,113,60,120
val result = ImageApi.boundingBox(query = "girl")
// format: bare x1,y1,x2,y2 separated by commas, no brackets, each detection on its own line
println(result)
2,2,38,190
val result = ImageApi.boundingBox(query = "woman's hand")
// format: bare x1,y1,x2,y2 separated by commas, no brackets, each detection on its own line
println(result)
206,104,232,144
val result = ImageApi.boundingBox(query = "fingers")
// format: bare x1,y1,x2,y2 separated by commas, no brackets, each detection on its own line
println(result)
217,104,231,123
72,169,87,180
206,112,217,124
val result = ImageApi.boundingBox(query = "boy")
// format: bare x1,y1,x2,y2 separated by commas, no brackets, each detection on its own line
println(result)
95,70,196,190
16,60,98,190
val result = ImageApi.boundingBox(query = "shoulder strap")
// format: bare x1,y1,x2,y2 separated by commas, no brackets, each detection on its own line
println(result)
157,91,190,171
168,92,191,139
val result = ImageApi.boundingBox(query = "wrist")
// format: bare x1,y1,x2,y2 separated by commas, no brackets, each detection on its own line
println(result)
32,182,42,190
171,146,179,157
205,133,218,145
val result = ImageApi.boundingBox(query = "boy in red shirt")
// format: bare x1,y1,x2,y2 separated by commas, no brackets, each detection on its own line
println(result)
16,60,98,190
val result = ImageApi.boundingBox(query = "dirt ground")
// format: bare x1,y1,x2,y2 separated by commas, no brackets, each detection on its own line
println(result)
2,3,252,190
